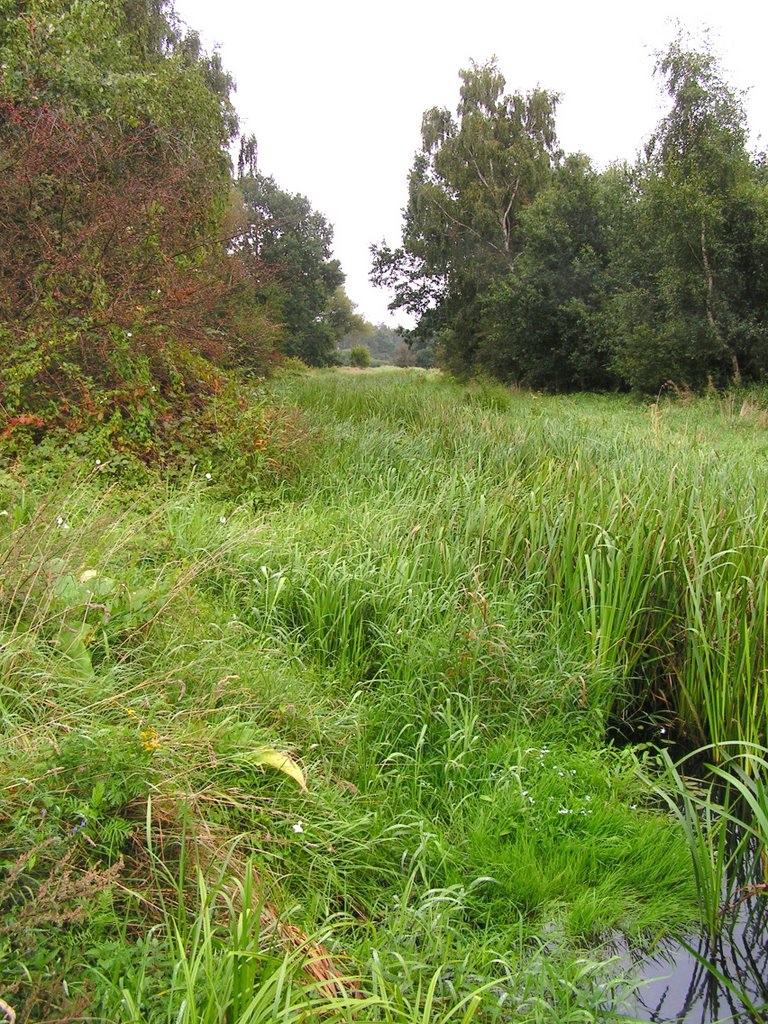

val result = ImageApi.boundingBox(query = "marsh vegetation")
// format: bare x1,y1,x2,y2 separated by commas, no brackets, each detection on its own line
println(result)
2,3,768,1019
2,370,767,1022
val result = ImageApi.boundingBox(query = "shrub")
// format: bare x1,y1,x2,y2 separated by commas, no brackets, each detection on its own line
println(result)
0,4,283,464
348,345,371,369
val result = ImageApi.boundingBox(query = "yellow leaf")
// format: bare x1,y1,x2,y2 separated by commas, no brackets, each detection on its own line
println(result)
252,747,307,790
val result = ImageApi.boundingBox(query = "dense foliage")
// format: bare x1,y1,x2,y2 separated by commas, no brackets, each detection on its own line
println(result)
0,0,353,464
2,10,767,1019
374,44,768,392
372,59,561,377
236,174,360,366
0,0,254,452
338,322,434,367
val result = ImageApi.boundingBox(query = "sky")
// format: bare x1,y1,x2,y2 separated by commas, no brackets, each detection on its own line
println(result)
173,0,767,328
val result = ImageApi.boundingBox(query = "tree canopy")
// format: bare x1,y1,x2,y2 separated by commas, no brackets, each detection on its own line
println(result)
237,172,350,366
0,0,355,460
607,39,768,390
372,58,560,376
3,8,768,452
373,40,768,392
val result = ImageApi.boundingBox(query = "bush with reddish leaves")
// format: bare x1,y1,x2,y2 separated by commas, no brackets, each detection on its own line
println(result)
0,97,281,458
0,0,290,470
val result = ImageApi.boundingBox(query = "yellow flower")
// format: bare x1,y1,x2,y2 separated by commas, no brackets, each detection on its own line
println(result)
140,726,160,752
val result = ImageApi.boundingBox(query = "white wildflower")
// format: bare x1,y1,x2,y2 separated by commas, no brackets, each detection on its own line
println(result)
292,821,304,834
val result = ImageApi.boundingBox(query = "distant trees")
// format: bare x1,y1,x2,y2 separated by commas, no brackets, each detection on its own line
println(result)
394,335,435,368
323,286,367,344
236,172,350,366
337,320,435,368
348,345,371,368
374,40,768,392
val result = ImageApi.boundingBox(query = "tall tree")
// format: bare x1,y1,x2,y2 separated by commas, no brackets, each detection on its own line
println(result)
238,172,345,366
480,154,626,390
608,35,768,390
371,59,560,375
324,286,369,341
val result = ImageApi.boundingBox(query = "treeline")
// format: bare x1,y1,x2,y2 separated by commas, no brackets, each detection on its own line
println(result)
0,0,358,461
337,323,433,367
373,43,768,392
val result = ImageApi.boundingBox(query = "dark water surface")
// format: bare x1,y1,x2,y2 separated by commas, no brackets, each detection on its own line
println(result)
598,734,768,1021
615,892,768,1023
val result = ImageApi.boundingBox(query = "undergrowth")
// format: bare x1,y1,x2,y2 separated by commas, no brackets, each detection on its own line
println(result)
1,370,767,1022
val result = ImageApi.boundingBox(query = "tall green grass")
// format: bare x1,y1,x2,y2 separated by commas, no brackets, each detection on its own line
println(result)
3,371,768,1020
275,371,768,752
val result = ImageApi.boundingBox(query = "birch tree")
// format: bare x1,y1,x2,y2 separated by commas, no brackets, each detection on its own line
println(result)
371,59,560,374
610,36,768,390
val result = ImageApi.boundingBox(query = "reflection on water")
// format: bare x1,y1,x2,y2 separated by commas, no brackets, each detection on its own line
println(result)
615,885,768,1023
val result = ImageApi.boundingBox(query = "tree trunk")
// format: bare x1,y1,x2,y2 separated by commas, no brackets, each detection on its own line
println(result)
701,218,740,384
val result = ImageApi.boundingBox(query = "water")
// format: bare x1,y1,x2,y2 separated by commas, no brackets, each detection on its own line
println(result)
601,732,768,1021
615,881,768,1022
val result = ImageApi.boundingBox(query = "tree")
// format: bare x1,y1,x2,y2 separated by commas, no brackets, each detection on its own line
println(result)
479,155,628,390
0,0,280,453
371,58,560,375
608,35,768,390
324,286,369,342
238,172,345,366
340,323,420,366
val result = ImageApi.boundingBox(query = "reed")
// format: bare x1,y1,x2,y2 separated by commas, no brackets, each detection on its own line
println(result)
278,371,768,751
643,736,767,1020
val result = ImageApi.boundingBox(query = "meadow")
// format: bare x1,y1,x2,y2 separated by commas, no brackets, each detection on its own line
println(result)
1,369,767,1023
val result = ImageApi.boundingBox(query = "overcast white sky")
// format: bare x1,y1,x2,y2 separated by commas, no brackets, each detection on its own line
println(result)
174,0,767,328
